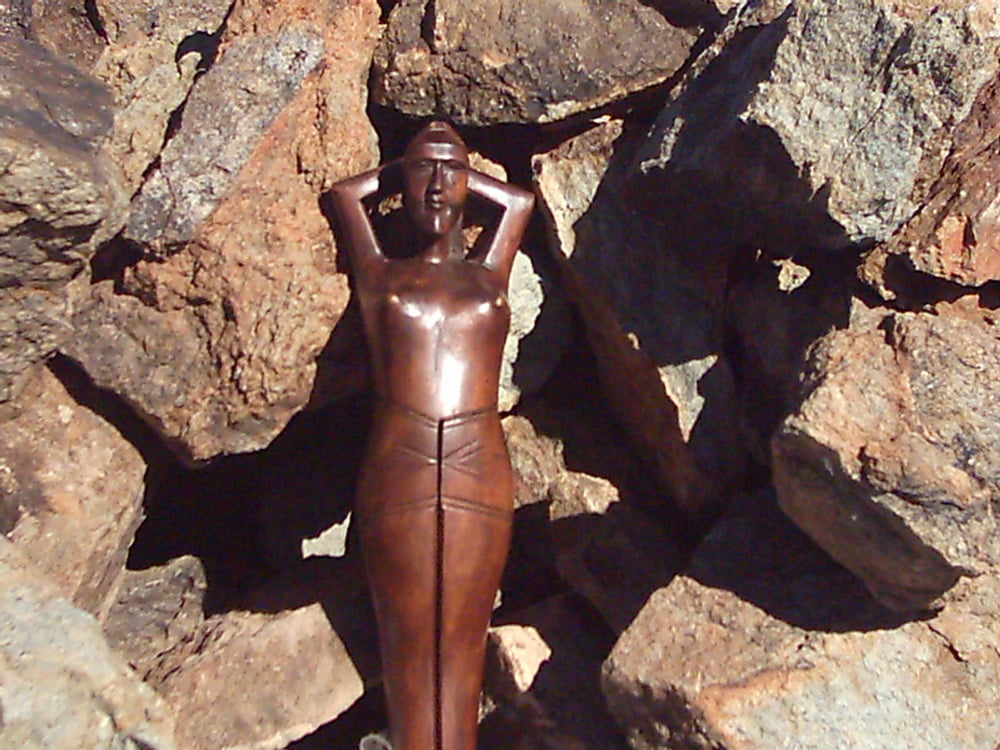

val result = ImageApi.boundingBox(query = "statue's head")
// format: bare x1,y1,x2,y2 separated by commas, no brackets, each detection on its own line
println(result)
402,121,469,239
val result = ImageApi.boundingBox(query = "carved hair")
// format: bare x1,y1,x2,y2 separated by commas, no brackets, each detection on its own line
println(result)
404,120,468,162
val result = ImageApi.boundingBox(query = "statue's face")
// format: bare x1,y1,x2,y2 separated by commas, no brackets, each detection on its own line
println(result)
403,140,469,239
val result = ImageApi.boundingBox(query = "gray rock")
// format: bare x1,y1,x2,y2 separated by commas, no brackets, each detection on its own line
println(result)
0,536,178,750
373,0,701,125
0,37,123,401
533,117,743,523
103,555,208,685
773,300,1000,611
125,29,325,253
601,493,1000,750
0,363,145,620
92,0,235,193
638,0,1000,248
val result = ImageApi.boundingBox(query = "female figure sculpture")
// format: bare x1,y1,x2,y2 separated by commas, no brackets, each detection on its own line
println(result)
330,121,534,750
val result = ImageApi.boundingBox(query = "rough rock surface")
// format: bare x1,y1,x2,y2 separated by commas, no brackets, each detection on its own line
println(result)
503,414,565,508
65,0,382,460
0,37,123,402
103,555,208,685
159,563,375,750
373,0,702,125
0,364,145,619
601,493,1000,750
22,0,106,70
92,0,235,194
772,299,1000,611
482,595,627,750
869,71,1000,290
638,0,1000,248
549,470,684,634
533,118,738,522
0,537,178,750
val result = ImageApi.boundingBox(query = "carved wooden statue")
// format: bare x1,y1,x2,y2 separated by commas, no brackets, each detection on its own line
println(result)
330,121,534,750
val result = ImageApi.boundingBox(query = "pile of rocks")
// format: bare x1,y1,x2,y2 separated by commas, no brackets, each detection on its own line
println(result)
1,0,998,748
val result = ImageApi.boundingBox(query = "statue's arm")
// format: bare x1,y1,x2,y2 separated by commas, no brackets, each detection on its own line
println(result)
467,170,535,283
329,162,397,281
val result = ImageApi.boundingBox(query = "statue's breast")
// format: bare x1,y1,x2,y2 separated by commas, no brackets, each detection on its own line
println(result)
376,262,509,337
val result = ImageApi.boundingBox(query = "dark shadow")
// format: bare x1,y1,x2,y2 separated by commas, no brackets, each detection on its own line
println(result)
289,685,388,750
639,0,725,31
877,252,1000,311
687,489,926,632
545,7,862,522
482,594,629,749
124,387,370,614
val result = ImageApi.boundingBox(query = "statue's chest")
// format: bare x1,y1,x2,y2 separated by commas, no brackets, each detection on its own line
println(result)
376,265,509,335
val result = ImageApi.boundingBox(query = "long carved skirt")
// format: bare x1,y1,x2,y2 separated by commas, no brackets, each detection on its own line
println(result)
356,397,514,750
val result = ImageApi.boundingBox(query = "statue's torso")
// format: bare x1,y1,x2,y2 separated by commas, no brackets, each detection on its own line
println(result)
360,257,510,419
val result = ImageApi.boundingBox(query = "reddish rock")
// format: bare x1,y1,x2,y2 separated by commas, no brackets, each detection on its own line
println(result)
874,72,1000,290
92,0,235,194
0,365,145,620
773,299,1000,611
65,0,382,461
373,0,702,125
602,493,1000,750
103,555,208,685
160,602,367,750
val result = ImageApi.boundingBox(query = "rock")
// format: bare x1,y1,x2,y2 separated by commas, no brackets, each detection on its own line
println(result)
532,118,740,523
772,299,1000,611
159,563,374,750
724,251,852,464
103,555,208,685
0,37,123,402
92,0,235,194
487,623,553,699
22,0,106,70
503,414,565,509
480,595,626,750
373,0,701,125
866,72,1000,292
0,536,178,750
65,0,382,461
0,364,146,619
638,0,1000,248
601,492,1000,750
549,471,685,634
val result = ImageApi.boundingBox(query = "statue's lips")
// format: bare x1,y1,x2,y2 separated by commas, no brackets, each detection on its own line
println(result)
425,196,446,210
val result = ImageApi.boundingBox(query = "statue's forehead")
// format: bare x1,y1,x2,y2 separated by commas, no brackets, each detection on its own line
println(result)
405,141,469,163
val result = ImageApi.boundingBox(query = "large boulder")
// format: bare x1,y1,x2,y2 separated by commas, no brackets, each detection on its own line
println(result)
533,118,740,522
64,0,382,461
637,0,1000,249
602,492,1000,750
373,0,704,125
0,37,124,402
0,537,177,750
157,560,376,750
772,299,999,611
0,364,145,620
